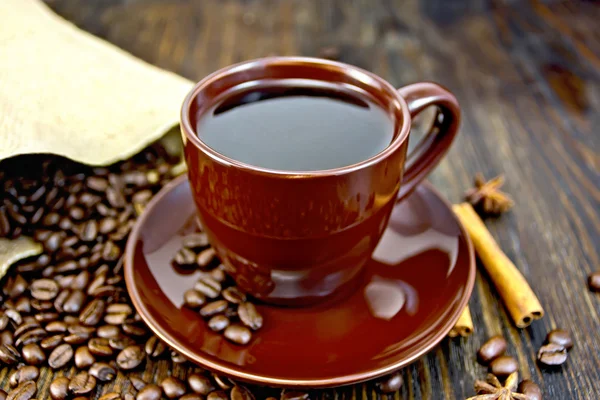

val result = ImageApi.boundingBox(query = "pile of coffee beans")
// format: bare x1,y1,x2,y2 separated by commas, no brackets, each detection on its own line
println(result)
174,239,263,346
0,147,404,399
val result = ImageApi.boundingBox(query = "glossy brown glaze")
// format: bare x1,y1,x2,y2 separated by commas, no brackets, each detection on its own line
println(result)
124,175,475,388
180,57,460,305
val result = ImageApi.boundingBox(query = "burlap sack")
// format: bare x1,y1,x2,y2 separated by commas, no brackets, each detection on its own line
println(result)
0,0,194,166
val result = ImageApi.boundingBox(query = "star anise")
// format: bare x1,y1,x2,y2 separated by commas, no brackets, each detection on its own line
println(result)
465,173,514,215
466,372,530,400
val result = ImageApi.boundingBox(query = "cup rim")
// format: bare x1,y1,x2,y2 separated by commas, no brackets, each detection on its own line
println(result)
180,56,412,177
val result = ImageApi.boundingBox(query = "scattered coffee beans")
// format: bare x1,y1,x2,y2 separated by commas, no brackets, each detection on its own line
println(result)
6,381,36,400
537,343,568,366
116,345,144,370
375,372,403,393
477,335,507,365
136,384,162,400
224,324,252,345
489,355,518,378
518,380,542,400
546,329,573,350
161,377,187,399
589,272,600,292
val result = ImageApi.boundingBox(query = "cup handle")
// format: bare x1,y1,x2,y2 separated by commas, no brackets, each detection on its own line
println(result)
396,82,461,201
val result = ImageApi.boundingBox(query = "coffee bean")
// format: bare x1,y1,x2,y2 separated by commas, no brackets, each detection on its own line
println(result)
14,320,41,338
109,337,134,351
6,381,36,400
15,328,47,347
56,275,75,289
183,289,206,309
537,343,568,366
15,297,30,313
183,233,210,249
97,325,120,339
231,385,255,400
87,274,106,296
489,355,518,378
88,338,113,356
58,217,73,231
106,186,126,208
546,329,573,350
30,279,59,300
194,277,221,299
69,207,85,221
69,271,89,291
477,335,507,365
34,312,59,323
44,232,65,252
56,260,78,274
207,391,228,400
222,287,246,304
63,290,86,314
196,248,216,268
518,380,542,400
188,374,214,395
22,343,46,365
208,315,230,332
123,321,147,337
136,384,162,400
9,366,39,387
174,248,196,266
0,313,8,330
65,325,94,345
200,300,228,318
223,324,251,345
0,343,20,365
64,315,80,324
181,395,202,400
102,241,122,261
46,321,67,333
210,266,227,283
238,302,263,330
99,393,121,400
87,177,108,192
161,377,186,399
99,218,118,234
1,331,14,346
48,343,74,369
89,362,117,381
375,372,403,393
5,308,23,325
78,192,101,207
117,345,144,370
75,346,96,368
589,272,600,292
145,336,167,358
8,275,28,298
50,377,70,400
80,299,105,326
40,335,64,350
78,220,98,242
129,377,147,391
170,350,187,364
69,371,97,395
213,375,234,390
53,290,70,313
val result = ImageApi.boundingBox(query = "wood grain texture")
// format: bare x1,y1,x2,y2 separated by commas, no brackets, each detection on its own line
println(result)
3,0,599,399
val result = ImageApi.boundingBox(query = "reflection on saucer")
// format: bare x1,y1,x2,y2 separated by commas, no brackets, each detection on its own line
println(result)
364,276,418,320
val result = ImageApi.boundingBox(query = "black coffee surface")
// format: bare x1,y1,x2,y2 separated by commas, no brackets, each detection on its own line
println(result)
196,82,395,171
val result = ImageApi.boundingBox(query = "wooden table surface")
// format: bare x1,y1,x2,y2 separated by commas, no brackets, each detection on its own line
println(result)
41,0,600,399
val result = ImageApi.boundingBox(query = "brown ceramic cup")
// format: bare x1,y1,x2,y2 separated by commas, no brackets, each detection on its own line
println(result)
181,57,460,306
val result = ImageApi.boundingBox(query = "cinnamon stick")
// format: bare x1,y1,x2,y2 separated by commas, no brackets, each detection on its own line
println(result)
453,203,544,328
449,306,474,337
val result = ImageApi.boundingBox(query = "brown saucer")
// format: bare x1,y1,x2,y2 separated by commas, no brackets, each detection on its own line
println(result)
124,175,475,388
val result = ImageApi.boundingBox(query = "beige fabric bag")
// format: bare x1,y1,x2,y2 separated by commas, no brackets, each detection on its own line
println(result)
0,0,194,166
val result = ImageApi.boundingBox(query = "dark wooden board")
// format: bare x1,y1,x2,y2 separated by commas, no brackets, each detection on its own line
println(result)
3,0,599,398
